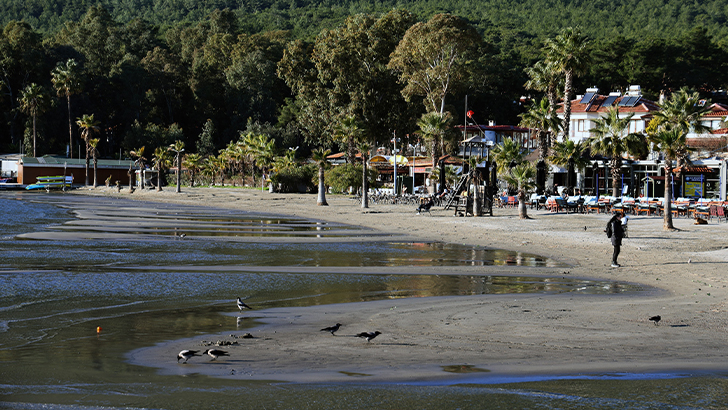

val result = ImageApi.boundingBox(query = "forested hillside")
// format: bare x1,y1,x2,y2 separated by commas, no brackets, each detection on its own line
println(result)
1,2,727,169
4,0,728,40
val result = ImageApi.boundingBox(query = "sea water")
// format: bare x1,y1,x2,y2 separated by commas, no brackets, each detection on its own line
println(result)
0,193,726,410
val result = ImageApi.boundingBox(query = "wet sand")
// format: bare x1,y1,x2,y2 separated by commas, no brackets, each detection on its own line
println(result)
70,186,728,383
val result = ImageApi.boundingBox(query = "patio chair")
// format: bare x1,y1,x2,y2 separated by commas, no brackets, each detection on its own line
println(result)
694,205,711,221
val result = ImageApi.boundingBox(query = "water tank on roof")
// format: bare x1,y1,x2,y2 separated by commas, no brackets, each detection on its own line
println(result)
484,130,496,145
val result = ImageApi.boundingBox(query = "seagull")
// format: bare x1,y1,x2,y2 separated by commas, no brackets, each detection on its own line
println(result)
649,315,661,326
177,349,200,363
237,297,252,312
321,323,342,336
356,331,382,342
179,233,186,239
203,348,230,361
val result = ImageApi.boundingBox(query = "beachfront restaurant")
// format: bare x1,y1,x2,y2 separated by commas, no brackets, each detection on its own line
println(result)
582,159,727,200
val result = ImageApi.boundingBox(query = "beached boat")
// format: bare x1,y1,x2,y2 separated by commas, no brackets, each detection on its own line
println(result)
25,175,73,190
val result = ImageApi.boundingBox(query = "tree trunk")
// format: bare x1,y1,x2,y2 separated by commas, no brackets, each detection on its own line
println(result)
611,158,621,197
175,155,181,193
663,166,674,230
85,142,90,186
67,95,72,159
361,159,369,209
32,115,37,157
518,188,529,219
562,70,573,140
92,157,97,188
317,166,328,206
157,167,163,192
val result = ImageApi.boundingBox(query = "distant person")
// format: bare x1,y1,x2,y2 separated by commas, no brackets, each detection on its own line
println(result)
607,212,625,267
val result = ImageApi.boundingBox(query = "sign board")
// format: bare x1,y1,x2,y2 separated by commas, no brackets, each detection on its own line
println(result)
684,180,703,197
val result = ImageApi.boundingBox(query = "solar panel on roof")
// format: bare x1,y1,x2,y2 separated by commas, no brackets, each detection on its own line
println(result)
629,96,642,107
579,92,595,104
601,95,618,107
618,96,634,106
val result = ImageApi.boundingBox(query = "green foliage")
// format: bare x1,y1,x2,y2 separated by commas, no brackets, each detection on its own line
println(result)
271,162,317,193
196,119,216,156
324,163,378,194
4,2,728,161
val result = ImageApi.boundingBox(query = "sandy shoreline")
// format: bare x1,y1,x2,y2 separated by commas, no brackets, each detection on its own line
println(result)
67,186,728,383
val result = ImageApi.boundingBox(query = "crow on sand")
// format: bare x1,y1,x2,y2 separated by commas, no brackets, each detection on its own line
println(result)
321,323,342,335
356,331,382,342
204,348,230,361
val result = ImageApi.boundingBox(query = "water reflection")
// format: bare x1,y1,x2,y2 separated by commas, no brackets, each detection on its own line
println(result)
1,193,705,410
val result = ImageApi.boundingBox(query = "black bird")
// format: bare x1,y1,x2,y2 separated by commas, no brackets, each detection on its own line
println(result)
321,323,342,335
356,331,382,342
203,348,230,361
649,315,661,326
237,297,252,312
177,349,200,363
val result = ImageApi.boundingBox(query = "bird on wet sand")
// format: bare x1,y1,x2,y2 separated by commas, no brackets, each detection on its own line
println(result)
237,297,252,312
649,315,661,326
356,331,382,342
321,323,342,335
204,348,230,361
177,349,200,363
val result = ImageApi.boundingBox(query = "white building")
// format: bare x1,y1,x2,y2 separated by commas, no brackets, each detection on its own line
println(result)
556,85,659,143
553,86,728,200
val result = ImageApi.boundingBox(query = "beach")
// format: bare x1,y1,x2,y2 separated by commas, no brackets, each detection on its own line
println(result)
72,187,728,383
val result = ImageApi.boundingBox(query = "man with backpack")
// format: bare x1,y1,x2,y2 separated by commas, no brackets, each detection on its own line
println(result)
606,212,625,267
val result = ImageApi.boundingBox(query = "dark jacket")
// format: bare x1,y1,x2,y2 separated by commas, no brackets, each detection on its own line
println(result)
610,217,624,246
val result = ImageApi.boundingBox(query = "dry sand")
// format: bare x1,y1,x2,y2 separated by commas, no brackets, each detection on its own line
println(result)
71,186,728,383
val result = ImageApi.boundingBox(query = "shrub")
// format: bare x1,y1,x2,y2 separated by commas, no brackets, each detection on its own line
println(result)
271,163,317,193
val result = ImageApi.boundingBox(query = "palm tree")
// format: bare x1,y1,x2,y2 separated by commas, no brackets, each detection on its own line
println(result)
152,146,171,192
647,128,690,230
312,147,331,206
51,59,82,159
524,60,563,114
182,153,202,187
491,137,524,178
519,97,561,193
416,111,453,170
544,27,591,140
88,138,100,188
18,83,50,157
549,139,589,195
588,107,648,197
251,134,276,191
76,114,100,186
333,115,364,164
502,163,536,219
168,140,184,193
130,146,147,190
650,88,712,182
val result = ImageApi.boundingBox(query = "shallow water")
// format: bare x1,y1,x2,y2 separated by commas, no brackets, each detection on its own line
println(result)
1,193,726,409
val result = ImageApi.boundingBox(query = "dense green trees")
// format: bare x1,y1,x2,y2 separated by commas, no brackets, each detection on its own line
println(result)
2,2,728,194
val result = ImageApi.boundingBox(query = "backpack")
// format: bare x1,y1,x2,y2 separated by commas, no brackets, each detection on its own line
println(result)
605,220,613,238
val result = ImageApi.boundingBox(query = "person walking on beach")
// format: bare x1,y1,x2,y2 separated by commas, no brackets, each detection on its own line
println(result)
608,212,625,267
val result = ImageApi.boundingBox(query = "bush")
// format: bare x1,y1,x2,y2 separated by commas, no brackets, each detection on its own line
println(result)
325,164,378,194
271,163,317,193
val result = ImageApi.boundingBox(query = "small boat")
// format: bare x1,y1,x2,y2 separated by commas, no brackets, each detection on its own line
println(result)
25,176,73,190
